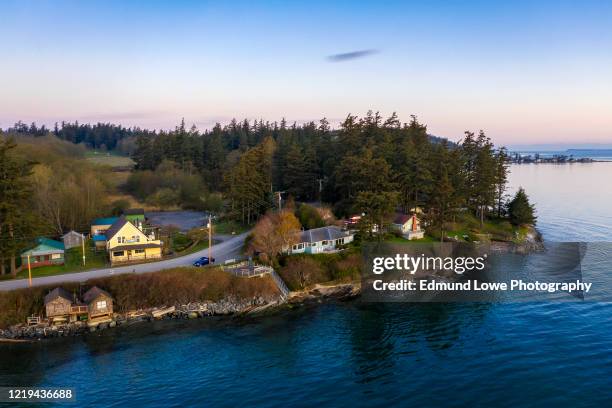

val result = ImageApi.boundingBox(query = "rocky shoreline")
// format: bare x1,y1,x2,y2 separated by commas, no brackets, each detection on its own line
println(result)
489,225,544,254
0,295,279,342
0,284,362,342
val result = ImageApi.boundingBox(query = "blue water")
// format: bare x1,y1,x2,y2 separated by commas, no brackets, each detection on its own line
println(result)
1,164,612,407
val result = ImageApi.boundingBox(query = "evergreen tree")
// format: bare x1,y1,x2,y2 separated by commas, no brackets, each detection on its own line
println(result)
0,138,41,276
494,147,510,217
355,191,399,241
283,144,317,200
507,188,537,226
428,143,456,241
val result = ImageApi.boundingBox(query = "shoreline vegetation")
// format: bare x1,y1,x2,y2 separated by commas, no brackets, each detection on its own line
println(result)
0,268,279,332
0,226,541,342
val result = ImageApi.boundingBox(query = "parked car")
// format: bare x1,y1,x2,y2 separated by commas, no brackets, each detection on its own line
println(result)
193,256,215,267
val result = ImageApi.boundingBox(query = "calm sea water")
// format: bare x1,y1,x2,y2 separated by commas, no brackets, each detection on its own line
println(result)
1,164,612,407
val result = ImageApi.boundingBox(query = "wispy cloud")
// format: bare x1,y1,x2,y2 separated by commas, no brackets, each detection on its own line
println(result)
326,49,379,62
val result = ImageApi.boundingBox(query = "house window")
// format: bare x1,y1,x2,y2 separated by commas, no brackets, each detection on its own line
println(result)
311,242,316,247
113,251,125,257
135,249,145,254
118,236,125,243
322,240,328,245
51,253,61,260
96,300,107,309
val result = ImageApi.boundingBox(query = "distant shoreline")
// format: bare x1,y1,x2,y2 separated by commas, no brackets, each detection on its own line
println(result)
511,159,611,164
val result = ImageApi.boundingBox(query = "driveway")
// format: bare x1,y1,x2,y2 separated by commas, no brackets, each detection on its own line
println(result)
0,232,249,292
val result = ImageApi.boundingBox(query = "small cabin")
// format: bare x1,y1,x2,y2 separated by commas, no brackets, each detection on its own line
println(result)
83,286,113,324
44,287,88,324
44,287,73,320
62,230,85,250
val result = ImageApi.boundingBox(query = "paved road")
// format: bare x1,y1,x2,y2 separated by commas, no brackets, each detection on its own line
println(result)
0,232,249,292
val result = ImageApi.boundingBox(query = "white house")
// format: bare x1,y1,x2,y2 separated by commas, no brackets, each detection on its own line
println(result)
289,226,354,254
391,213,424,240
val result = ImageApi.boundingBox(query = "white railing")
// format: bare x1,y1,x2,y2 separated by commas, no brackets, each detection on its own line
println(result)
224,263,290,299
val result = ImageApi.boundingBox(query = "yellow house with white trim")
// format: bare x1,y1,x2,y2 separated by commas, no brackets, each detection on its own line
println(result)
105,217,162,265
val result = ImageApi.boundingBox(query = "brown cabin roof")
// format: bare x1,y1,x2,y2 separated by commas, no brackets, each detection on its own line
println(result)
83,286,112,304
44,287,73,305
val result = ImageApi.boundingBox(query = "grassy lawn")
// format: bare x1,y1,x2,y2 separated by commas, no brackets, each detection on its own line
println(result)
214,220,250,235
385,235,438,243
427,213,521,243
15,241,108,280
85,151,134,168
175,240,210,256
512,225,531,244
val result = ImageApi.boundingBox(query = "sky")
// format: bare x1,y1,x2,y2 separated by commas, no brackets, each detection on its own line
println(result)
1,0,611,146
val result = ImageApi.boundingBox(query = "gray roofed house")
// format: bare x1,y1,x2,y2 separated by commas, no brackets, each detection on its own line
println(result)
105,217,130,240
289,226,354,254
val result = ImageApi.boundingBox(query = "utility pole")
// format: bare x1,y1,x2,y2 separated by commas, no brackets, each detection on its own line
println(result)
208,214,212,261
81,233,86,266
275,191,285,211
317,178,324,204
27,254,32,287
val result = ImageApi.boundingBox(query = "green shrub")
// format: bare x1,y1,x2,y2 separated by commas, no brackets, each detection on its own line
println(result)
278,249,363,290
295,203,325,230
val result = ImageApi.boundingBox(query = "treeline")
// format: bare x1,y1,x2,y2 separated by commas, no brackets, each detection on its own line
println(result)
0,135,117,275
4,112,523,241
6,120,155,152
129,112,511,233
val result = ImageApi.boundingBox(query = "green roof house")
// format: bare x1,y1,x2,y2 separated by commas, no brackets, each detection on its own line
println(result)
123,208,145,228
21,238,65,269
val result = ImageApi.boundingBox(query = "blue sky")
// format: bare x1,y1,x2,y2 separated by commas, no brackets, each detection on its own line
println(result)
1,0,611,146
